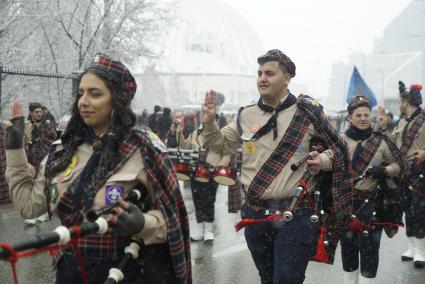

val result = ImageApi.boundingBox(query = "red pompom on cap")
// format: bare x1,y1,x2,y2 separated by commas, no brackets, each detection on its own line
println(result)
410,83,422,91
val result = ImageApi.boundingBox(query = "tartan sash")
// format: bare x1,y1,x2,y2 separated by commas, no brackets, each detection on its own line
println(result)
351,134,382,178
246,108,311,202
401,111,425,156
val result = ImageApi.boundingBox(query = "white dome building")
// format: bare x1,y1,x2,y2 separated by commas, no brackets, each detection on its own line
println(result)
133,0,264,113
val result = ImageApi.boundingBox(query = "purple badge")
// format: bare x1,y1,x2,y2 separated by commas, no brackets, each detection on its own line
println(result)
105,185,124,205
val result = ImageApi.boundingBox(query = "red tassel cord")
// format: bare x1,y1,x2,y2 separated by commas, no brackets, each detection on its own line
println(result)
70,226,90,284
311,227,329,263
0,226,93,284
235,214,283,232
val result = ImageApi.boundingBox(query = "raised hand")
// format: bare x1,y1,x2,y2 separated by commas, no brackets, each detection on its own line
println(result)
11,101,24,119
5,101,25,149
201,89,217,124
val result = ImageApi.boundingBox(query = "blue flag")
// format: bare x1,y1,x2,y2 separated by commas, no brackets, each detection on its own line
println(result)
346,66,377,107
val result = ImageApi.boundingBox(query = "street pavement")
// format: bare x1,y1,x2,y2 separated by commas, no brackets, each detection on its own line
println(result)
0,183,424,283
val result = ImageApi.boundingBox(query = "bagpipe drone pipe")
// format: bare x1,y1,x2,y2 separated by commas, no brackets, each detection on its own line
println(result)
0,188,147,284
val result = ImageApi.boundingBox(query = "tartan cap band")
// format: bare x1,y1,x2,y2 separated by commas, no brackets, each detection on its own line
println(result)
257,49,296,77
89,53,137,102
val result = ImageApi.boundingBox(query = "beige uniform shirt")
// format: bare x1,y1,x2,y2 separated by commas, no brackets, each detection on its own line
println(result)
392,114,425,156
6,141,167,245
342,133,400,191
178,130,231,167
201,103,333,199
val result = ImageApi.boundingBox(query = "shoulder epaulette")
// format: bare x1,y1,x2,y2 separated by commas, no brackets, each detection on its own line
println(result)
236,102,256,136
133,126,167,153
297,94,323,108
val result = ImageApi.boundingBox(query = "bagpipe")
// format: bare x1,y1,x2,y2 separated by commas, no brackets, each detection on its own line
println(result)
0,189,144,284
168,147,243,186
348,170,405,238
403,153,425,198
234,146,331,263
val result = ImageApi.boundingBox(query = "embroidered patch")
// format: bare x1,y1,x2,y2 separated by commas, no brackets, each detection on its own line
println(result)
105,185,124,205
244,141,256,154
147,129,167,152
51,184,58,203
61,154,79,177
250,123,261,133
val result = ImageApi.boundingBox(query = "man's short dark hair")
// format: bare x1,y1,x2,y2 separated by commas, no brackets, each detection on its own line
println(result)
29,102,43,112
257,49,296,77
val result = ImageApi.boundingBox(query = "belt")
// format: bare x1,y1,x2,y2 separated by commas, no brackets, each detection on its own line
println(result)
245,195,309,212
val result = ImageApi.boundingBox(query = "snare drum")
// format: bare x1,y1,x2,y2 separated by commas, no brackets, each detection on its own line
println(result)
194,164,211,183
213,166,237,186
176,161,193,181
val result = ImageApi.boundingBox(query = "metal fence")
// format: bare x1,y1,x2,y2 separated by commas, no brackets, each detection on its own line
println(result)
0,66,79,120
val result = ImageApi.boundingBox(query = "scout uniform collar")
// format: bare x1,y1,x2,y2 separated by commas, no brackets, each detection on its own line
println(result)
255,92,297,140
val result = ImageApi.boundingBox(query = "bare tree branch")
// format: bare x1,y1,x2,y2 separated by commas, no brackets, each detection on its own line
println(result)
56,0,80,48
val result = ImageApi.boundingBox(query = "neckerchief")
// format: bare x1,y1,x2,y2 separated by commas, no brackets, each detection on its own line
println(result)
401,109,425,156
345,126,373,141
255,92,297,140
67,127,106,209
345,126,373,168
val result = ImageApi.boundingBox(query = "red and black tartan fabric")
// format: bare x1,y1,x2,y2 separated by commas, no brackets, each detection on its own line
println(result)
350,134,382,178
399,111,425,192
228,177,242,213
135,129,191,284
400,111,425,156
297,95,353,264
26,121,57,176
88,53,137,102
0,124,10,203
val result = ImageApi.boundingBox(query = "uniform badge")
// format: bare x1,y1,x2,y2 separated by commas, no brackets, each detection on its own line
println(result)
250,123,261,133
244,141,256,154
105,185,124,205
56,154,79,183
147,129,167,152
50,184,58,203
93,54,100,63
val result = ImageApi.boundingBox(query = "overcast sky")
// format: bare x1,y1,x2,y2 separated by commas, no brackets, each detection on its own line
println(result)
220,0,412,98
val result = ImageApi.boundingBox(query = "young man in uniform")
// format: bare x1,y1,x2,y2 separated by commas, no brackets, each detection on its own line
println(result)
341,96,403,284
200,49,352,284
392,81,425,268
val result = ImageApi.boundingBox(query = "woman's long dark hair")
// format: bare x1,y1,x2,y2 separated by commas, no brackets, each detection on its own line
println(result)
44,68,136,180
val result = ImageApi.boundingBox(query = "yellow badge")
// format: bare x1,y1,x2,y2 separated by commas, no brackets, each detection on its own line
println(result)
310,99,321,106
62,154,79,177
244,141,256,154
